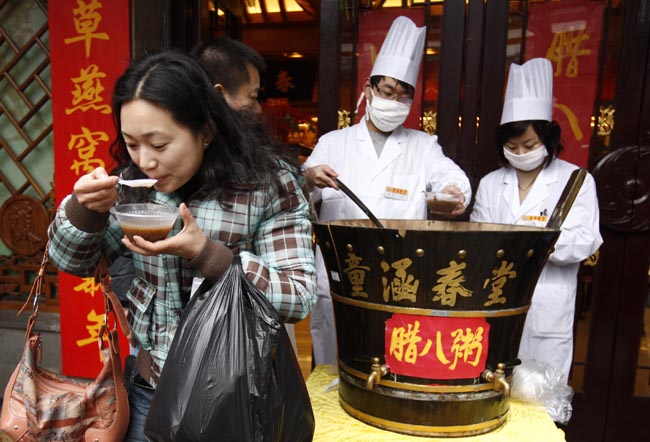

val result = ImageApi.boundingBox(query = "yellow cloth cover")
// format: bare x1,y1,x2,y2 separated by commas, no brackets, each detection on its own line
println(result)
307,365,566,442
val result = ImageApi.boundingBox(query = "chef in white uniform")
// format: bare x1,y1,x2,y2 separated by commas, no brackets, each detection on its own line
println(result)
470,58,603,386
304,16,472,366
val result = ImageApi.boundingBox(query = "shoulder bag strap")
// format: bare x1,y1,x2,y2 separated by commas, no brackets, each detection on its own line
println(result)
19,243,135,347
92,254,131,440
95,254,136,346
18,244,55,337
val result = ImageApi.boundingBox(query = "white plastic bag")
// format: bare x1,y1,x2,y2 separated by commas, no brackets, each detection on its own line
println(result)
511,359,574,424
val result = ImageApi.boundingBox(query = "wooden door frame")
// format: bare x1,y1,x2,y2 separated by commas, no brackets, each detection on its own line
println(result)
568,1,650,441
437,0,511,194
601,0,650,436
317,0,341,138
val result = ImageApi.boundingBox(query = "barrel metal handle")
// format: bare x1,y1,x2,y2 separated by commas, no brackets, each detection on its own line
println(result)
366,357,388,390
481,362,511,397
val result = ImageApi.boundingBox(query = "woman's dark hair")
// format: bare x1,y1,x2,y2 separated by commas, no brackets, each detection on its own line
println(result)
495,120,563,167
109,49,299,202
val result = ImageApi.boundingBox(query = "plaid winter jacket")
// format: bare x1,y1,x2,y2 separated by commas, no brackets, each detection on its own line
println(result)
48,167,316,385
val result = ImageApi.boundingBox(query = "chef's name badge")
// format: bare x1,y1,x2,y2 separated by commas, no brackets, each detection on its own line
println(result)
385,186,408,201
521,214,548,223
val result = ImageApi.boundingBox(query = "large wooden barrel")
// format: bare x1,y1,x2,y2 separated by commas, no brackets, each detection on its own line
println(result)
312,219,560,437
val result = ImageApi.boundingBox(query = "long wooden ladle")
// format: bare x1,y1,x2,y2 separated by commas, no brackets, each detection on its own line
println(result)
546,168,587,230
335,178,385,229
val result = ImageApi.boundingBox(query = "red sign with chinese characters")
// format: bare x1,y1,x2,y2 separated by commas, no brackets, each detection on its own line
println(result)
357,8,425,130
385,314,490,379
49,0,130,378
527,1,604,168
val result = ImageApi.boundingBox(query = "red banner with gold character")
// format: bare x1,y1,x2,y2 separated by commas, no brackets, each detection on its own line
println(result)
385,314,490,379
527,1,604,168
49,0,130,378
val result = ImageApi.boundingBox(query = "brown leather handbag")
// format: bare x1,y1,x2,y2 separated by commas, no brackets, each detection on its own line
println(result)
0,248,131,442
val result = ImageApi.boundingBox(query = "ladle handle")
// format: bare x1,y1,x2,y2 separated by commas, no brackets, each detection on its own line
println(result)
546,168,587,230
335,179,384,228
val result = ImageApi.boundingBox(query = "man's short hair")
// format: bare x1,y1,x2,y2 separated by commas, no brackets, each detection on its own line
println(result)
369,75,415,98
192,37,266,94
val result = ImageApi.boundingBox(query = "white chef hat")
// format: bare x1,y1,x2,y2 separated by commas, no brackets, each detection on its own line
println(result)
500,58,553,125
370,16,426,88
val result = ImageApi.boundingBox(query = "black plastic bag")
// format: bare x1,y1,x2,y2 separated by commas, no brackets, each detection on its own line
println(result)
144,256,315,442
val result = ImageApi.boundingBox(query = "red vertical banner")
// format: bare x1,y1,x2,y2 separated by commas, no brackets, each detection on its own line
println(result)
357,8,426,130
49,0,131,378
527,1,604,168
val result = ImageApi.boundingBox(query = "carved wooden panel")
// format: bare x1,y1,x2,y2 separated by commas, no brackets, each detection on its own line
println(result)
0,0,53,211
0,0,57,309
592,145,650,233
0,252,57,310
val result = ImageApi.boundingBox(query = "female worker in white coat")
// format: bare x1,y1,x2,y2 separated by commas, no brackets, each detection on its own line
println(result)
304,16,472,366
470,58,603,386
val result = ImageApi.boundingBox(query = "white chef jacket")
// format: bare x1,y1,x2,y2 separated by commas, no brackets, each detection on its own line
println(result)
306,121,472,365
471,158,603,384
306,121,472,220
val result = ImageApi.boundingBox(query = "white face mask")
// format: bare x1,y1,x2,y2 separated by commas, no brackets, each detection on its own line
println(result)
366,90,411,132
503,145,549,171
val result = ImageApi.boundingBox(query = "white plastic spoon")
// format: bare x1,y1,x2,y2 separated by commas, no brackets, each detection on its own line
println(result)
118,178,158,188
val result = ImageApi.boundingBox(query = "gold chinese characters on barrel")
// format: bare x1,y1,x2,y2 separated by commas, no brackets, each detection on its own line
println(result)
313,219,560,437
